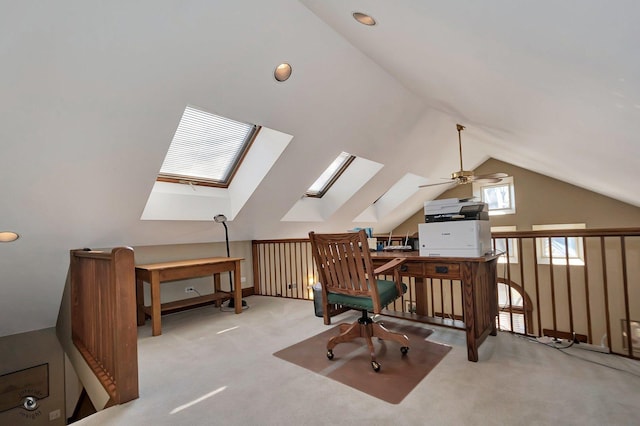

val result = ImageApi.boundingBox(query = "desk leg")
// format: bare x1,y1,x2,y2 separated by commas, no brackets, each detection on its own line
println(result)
136,278,145,326
150,271,162,336
488,261,498,336
234,260,242,314
414,277,427,316
462,271,479,362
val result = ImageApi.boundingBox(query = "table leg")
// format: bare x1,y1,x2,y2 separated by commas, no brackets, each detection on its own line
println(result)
234,260,242,314
136,278,145,326
213,273,222,307
150,271,162,336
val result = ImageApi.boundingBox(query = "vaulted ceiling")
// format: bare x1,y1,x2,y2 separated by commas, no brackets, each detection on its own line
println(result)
2,1,639,336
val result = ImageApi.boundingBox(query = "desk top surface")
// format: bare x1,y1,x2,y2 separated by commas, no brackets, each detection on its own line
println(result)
136,257,244,271
370,250,500,262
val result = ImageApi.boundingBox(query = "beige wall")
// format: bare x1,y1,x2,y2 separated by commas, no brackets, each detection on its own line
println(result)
394,158,640,235
0,328,66,426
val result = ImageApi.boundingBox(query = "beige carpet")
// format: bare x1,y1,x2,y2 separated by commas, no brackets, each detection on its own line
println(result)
273,320,451,404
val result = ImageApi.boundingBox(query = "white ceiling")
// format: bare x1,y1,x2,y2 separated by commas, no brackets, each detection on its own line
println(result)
1,1,639,336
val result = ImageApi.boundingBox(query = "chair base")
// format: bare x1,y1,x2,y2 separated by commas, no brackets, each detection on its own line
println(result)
326,310,409,371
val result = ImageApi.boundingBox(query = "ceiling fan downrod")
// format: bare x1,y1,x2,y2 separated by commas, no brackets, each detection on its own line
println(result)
457,123,465,172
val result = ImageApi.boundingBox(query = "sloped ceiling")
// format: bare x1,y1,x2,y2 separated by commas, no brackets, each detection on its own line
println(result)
1,1,639,336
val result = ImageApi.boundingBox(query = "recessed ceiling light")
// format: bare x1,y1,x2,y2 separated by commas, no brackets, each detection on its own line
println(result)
0,231,19,242
353,12,376,26
274,63,292,82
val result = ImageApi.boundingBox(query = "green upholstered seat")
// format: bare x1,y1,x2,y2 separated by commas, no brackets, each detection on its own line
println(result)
327,280,407,311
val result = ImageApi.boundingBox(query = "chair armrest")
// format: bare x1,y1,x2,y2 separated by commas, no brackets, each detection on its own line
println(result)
373,258,406,276
373,258,407,298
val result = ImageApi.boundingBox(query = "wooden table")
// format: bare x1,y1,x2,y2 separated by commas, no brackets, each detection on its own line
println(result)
135,257,243,336
371,251,499,362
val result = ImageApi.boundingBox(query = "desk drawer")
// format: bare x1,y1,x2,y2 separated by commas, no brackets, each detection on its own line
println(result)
425,263,461,279
401,262,425,276
373,260,425,277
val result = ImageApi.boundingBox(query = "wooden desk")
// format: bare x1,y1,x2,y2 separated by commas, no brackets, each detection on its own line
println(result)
371,251,499,362
135,257,243,336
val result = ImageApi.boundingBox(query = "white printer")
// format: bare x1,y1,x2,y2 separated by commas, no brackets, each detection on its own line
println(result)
418,198,491,257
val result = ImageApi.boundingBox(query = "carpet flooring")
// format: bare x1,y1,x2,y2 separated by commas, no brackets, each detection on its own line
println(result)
73,296,640,425
273,320,451,404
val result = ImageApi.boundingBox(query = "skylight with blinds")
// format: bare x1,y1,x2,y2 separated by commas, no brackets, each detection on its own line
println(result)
305,152,355,197
158,106,259,187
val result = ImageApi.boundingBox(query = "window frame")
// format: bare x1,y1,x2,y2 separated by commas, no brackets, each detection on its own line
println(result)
532,223,586,266
474,176,516,216
496,278,533,335
491,226,519,264
305,152,355,198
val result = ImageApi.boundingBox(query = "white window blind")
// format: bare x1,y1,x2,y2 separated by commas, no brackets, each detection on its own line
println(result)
159,106,257,185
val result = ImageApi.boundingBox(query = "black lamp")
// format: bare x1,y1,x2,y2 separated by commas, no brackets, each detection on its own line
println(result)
214,214,246,308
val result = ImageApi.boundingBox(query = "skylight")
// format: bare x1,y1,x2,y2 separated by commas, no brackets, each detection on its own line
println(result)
305,152,355,197
157,106,259,187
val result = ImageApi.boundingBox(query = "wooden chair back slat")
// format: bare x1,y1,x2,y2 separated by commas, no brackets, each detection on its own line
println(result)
309,230,382,311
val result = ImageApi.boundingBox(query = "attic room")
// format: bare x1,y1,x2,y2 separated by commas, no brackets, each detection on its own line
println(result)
1,1,639,425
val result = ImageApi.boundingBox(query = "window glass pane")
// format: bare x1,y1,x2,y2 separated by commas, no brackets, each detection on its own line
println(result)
306,152,354,197
498,312,525,333
475,177,515,215
497,283,524,307
483,184,511,210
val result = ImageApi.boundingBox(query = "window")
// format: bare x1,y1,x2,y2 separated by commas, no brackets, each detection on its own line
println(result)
496,279,533,335
491,226,518,264
305,152,355,198
532,223,586,265
474,176,515,215
157,105,259,188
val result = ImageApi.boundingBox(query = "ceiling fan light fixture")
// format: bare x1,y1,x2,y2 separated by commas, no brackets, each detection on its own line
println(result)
353,12,376,26
452,170,474,180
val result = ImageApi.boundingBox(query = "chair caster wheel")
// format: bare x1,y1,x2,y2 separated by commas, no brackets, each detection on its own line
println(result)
401,346,409,355
371,361,381,372
327,350,334,360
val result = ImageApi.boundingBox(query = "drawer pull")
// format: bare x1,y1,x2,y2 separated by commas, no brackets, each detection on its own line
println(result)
435,265,449,274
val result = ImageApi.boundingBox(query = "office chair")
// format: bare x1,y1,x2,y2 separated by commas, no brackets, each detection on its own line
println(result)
308,230,410,372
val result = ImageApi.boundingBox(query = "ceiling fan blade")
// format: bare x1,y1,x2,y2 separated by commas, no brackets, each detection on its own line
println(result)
472,177,502,184
475,172,509,180
418,180,455,188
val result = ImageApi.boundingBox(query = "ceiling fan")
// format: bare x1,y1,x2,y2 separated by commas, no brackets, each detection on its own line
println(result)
419,124,508,188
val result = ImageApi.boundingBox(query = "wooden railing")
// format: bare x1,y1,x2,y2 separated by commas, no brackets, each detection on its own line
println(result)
252,238,317,301
252,228,640,360
70,247,139,405
491,228,639,359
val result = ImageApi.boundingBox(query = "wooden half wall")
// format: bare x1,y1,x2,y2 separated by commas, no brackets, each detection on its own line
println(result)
69,247,139,406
